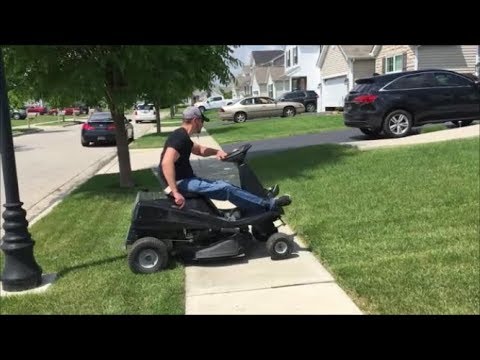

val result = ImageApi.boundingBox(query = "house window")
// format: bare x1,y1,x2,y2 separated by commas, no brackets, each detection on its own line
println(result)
268,84,274,98
386,54,403,73
293,47,298,65
286,50,291,67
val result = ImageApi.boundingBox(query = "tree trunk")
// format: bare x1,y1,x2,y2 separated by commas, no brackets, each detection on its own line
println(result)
105,89,134,188
170,105,175,119
153,99,161,134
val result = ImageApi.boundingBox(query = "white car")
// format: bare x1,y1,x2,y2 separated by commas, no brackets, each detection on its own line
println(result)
194,96,234,112
134,104,156,123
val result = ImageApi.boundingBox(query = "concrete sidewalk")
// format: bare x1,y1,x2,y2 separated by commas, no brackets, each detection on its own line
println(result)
343,124,479,150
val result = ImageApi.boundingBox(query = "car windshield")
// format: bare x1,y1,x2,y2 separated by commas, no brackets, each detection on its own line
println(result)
137,105,154,110
89,112,113,122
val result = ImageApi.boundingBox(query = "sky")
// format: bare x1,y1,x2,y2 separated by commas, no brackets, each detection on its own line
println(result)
230,45,285,75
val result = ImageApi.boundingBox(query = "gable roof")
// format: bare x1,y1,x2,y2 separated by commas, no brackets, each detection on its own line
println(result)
317,45,375,68
341,45,375,59
252,50,284,66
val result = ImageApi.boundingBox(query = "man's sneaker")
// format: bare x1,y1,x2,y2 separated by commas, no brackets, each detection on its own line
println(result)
266,184,280,198
272,195,292,209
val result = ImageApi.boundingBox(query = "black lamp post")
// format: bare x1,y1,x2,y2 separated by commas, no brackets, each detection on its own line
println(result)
0,47,43,292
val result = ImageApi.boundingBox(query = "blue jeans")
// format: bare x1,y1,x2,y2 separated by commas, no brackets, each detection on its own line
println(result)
177,177,274,214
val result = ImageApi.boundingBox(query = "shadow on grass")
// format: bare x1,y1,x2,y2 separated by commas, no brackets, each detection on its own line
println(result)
57,255,126,278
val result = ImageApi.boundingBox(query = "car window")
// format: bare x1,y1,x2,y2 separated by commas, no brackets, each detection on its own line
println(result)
241,98,254,105
433,72,472,87
137,105,154,110
89,112,113,122
284,93,296,99
212,97,223,101
384,73,435,90
255,97,274,104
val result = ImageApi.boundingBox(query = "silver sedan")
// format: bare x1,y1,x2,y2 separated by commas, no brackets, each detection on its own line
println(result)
219,96,305,123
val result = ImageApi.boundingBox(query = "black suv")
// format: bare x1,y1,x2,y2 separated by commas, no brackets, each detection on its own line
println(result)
278,90,318,112
344,69,480,138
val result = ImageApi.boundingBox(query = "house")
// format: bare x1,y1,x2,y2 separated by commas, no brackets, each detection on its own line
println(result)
371,45,479,75
284,45,321,92
266,66,290,99
251,67,269,96
233,50,286,98
316,45,375,111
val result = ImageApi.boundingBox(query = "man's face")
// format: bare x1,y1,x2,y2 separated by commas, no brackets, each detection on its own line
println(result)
193,117,204,133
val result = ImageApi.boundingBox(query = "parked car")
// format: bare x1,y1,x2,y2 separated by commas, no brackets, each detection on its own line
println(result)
26,105,47,115
195,95,233,112
81,112,134,147
219,96,305,123
277,90,319,112
133,104,156,123
48,107,81,116
10,108,27,120
343,69,480,138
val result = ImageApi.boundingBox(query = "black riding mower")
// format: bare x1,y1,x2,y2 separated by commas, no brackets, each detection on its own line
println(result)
125,143,295,274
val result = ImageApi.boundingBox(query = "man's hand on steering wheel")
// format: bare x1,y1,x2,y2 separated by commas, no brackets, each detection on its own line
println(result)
216,150,228,160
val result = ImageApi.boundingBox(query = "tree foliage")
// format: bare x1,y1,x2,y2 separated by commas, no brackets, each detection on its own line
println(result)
3,45,239,187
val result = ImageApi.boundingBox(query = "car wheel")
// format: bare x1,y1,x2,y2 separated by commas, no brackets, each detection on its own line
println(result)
360,128,382,137
305,103,316,112
81,138,90,147
451,120,474,127
13,113,20,120
283,106,296,117
127,237,169,274
234,112,247,123
382,110,413,138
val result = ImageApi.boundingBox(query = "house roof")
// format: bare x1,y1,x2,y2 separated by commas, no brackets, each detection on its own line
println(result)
341,45,375,59
254,67,269,84
317,45,375,68
252,50,284,66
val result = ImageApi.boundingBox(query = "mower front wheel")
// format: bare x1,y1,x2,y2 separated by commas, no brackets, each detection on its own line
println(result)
128,237,169,274
266,233,294,260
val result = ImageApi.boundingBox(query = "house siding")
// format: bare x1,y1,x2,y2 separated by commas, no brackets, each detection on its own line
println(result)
417,45,478,74
375,45,416,73
352,59,376,81
259,84,268,96
321,46,349,77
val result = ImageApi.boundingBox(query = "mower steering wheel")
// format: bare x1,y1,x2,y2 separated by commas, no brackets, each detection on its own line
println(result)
222,143,252,162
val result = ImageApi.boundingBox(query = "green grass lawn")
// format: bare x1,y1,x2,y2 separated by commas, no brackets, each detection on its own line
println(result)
130,131,172,149
249,138,479,314
39,121,82,127
205,112,346,145
11,116,60,127
0,169,185,315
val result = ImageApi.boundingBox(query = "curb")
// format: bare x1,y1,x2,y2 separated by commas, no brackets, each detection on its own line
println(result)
12,128,44,137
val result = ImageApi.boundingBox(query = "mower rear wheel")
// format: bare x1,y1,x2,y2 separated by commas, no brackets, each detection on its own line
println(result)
128,237,169,274
266,233,294,260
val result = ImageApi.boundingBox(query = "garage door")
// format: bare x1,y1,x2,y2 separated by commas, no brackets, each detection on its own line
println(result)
322,76,348,108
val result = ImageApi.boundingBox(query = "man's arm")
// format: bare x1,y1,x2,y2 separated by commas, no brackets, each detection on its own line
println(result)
192,143,227,159
161,147,185,207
